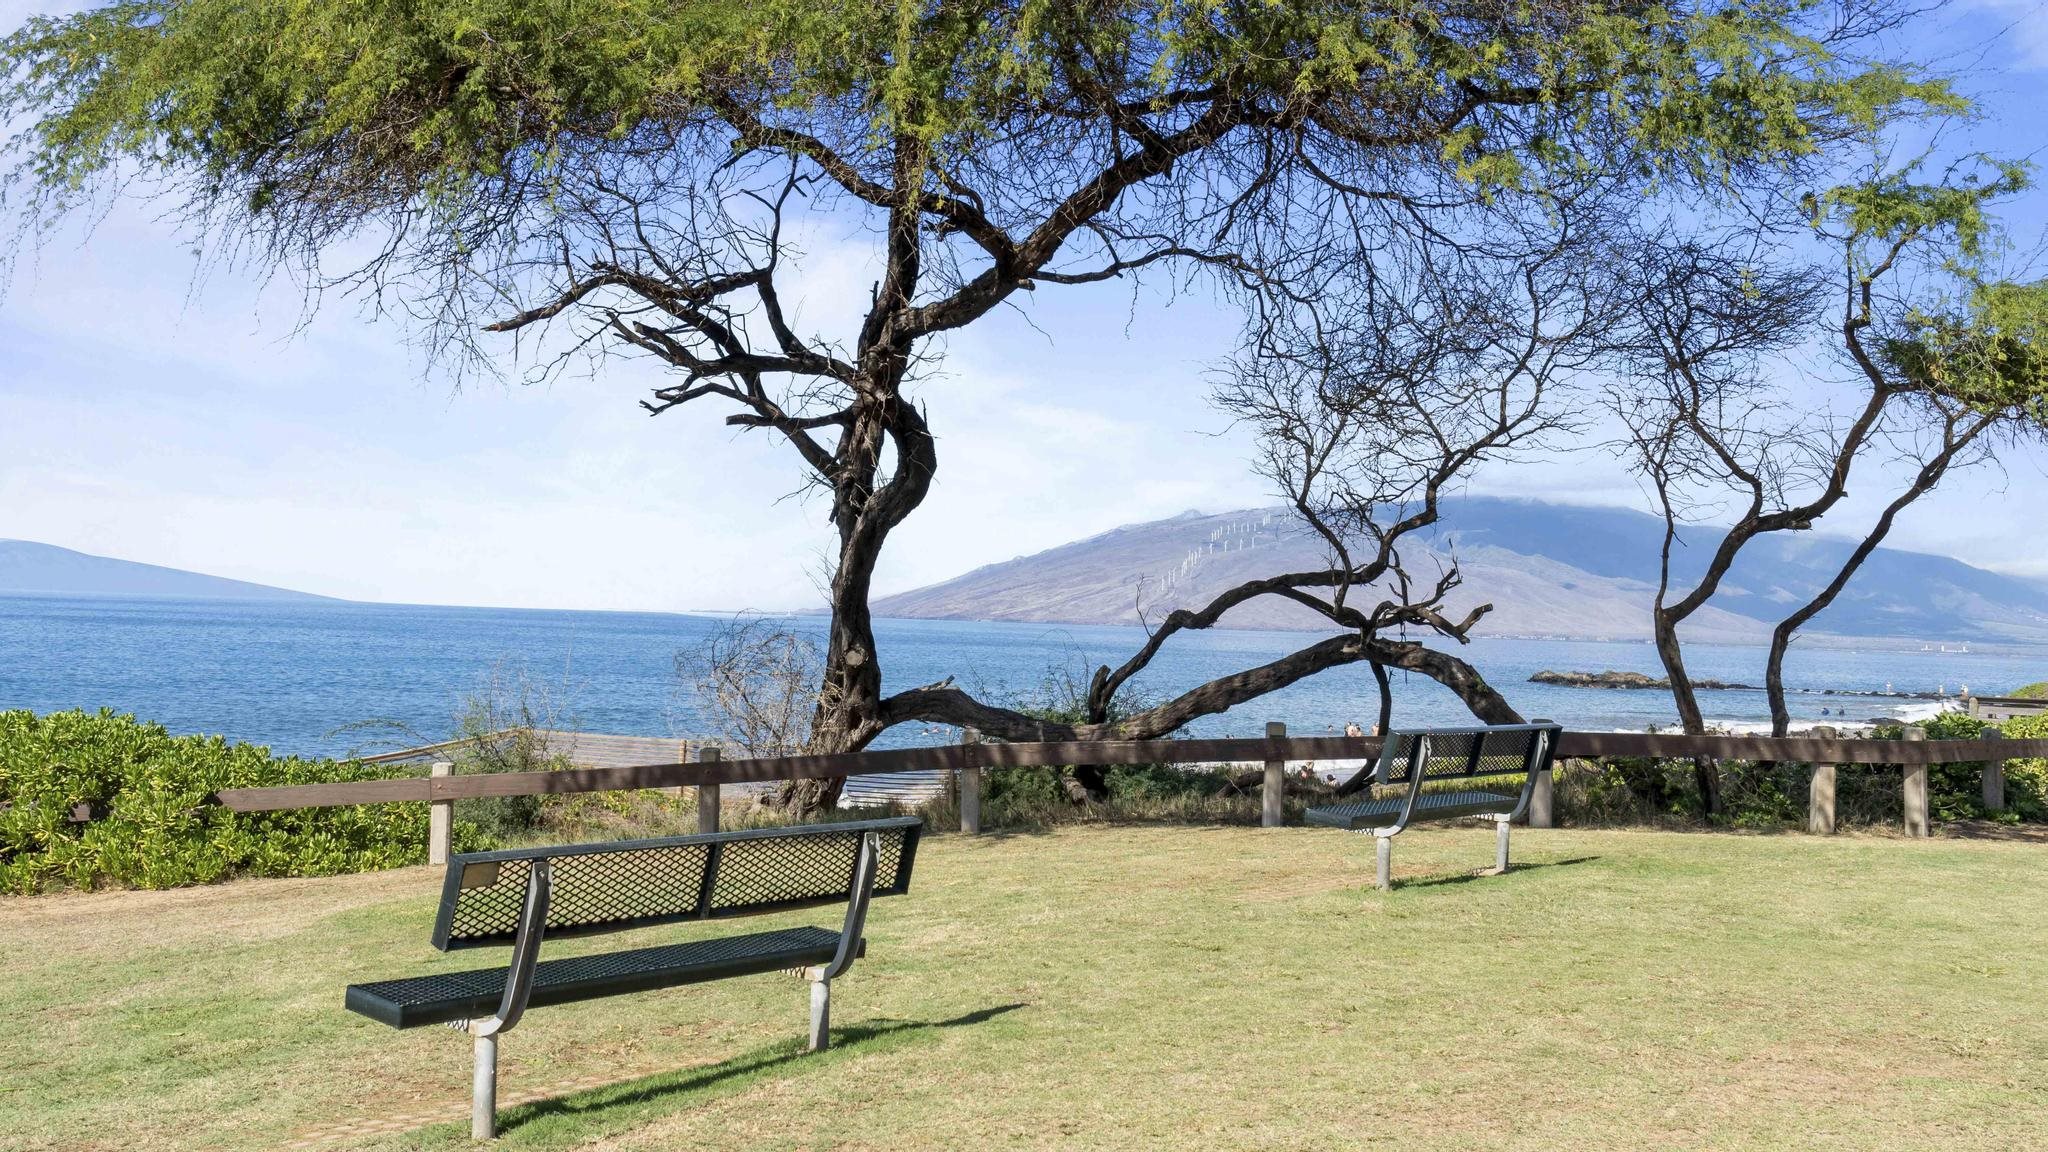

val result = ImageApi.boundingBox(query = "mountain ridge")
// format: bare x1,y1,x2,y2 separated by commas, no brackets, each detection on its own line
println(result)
0,540,335,602
872,498,2048,646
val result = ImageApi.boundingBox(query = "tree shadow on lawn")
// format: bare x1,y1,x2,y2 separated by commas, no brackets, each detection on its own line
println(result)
491,1002,1028,1141
1395,855,1602,890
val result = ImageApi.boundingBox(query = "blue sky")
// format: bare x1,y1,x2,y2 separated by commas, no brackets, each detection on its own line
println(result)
2,0,2046,613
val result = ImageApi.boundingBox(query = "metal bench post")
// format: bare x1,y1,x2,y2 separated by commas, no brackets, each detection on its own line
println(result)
805,833,880,1052
1263,721,1285,828
467,860,551,1140
472,1032,498,1140
697,746,721,835
1371,735,1431,891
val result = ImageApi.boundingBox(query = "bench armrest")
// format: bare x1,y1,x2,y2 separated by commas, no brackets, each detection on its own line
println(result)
815,833,880,981
473,860,551,1038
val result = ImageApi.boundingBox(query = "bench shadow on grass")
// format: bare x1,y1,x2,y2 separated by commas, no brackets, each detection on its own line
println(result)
1396,855,1602,890
494,1002,1028,1139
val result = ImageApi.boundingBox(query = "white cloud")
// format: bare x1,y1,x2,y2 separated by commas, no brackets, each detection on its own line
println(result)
1964,0,2048,69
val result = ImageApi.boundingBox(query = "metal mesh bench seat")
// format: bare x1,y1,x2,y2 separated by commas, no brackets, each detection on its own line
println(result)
346,925,853,1029
1303,788,1520,831
1306,724,1560,890
342,817,922,1139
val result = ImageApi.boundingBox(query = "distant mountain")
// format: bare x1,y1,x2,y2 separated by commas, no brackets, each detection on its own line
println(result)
872,498,2048,645
0,540,333,602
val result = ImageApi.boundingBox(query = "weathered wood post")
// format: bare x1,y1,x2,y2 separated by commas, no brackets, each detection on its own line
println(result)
667,740,689,798
1902,725,1930,838
1982,726,2006,812
1809,762,1838,835
1263,721,1286,828
1528,719,1555,829
428,760,454,866
1807,725,1837,836
697,745,721,835
958,727,982,835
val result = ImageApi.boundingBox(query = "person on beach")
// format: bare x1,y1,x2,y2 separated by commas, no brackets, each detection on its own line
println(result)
1345,721,1364,739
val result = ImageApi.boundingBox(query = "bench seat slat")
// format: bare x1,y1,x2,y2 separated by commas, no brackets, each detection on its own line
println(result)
345,925,847,1029
1304,789,1518,830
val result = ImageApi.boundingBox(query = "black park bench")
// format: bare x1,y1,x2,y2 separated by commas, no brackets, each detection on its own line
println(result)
1305,723,1560,890
344,816,923,1140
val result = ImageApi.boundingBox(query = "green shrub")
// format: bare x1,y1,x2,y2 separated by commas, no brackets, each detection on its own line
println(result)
0,709,487,893
1999,714,2048,820
2008,682,2048,700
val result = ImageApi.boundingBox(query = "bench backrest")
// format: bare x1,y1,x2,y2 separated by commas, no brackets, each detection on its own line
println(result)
1374,723,1562,787
430,816,922,951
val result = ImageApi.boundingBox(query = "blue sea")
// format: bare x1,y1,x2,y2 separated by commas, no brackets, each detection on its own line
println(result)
1,594,2037,758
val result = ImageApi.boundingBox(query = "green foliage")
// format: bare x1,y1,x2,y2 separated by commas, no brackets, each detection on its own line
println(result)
0,0,1957,243
1887,276,2048,420
1820,157,2031,264
2011,681,2048,700
0,709,485,893
1998,714,2048,821
1815,157,2048,429
1549,712,2045,829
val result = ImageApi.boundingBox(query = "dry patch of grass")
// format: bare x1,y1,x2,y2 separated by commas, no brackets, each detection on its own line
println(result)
3,825,2046,1151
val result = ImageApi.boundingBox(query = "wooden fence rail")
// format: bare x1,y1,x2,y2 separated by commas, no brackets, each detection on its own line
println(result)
212,730,2048,813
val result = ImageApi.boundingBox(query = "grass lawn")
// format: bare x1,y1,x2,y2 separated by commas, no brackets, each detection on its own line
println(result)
5,822,2046,1151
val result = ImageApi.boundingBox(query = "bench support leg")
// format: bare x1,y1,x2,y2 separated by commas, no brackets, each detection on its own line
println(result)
1495,818,1511,874
808,978,831,1052
472,1032,498,1141
1374,835,1392,892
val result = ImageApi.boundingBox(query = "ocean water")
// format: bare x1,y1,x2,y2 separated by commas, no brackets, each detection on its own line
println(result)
0,594,2037,759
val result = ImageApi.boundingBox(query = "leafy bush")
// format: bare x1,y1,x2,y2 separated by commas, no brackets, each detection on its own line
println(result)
0,709,486,893
1998,714,2048,820
1548,709,2046,830
2008,682,2048,700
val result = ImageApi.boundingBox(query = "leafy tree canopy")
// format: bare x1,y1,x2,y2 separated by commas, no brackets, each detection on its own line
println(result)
5,0,1957,257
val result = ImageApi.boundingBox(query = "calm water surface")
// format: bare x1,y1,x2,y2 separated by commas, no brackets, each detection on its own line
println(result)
1,594,2036,758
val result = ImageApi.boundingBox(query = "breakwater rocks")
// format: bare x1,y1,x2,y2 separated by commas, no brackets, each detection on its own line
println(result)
1530,670,1760,691
1530,670,1949,699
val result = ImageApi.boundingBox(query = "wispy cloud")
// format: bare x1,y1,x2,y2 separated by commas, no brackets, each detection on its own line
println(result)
1961,0,2048,69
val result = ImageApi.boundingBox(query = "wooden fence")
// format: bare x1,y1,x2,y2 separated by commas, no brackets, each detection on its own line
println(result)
206,725,2048,863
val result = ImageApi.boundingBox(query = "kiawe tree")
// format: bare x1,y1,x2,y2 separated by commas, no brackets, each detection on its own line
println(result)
2,0,1957,810
1606,158,2047,766
1758,163,2048,736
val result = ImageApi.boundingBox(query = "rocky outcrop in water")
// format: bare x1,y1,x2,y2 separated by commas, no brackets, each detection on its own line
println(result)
1530,669,1759,691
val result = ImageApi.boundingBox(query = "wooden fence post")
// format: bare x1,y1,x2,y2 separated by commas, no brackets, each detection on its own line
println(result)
428,760,454,866
958,728,982,835
1982,726,2006,812
1263,721,1286,828
697,745,721,834
1808,763,1837,835
668,740,689,798
1529,719,1555,829
1805,726,1837,836
1901,725,1929,838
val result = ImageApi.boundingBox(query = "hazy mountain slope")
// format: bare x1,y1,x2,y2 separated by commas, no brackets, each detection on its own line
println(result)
0,541,332,601
873,499,2048,643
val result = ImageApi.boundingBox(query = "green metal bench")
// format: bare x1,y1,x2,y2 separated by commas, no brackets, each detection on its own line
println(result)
344,816,922,1139
1306,723,1560,890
